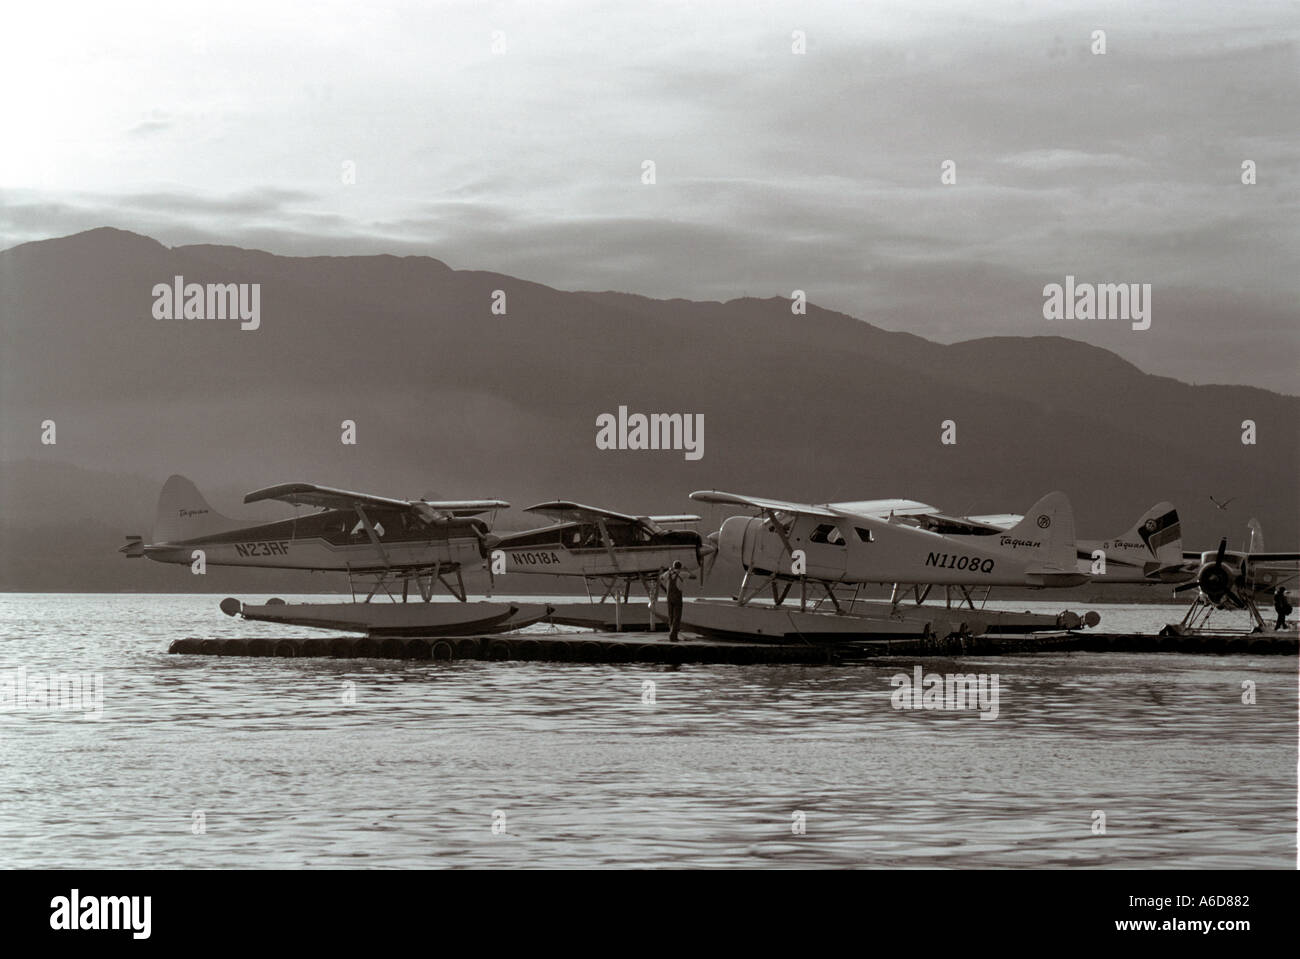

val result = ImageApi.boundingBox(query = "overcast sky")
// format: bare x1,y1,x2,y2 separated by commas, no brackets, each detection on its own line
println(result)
3,0,1297,392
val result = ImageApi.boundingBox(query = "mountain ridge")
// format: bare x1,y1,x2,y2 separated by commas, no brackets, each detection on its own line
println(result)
1,227,1294,591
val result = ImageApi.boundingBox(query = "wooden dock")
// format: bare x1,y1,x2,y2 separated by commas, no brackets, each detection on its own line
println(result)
166,629,1296,662
168,632,846,664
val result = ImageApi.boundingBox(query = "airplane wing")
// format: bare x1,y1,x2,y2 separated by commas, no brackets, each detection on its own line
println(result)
245,483,508,516
524,501,640,524
828,498,936,518
1244,553,1300,564
964,513,1022,530
889,511,1012,533
690,490,839,520
1182,549,1300,565
525,501,702,526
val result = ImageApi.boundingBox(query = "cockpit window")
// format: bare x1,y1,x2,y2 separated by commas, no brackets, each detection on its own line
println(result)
764,513,793,537
810,524,846,546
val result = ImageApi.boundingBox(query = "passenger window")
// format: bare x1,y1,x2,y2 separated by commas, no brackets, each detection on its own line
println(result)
854,527,873,543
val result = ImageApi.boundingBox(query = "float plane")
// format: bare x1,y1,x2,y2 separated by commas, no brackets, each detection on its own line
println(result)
1167,536,1300,634
694,489,1087,603
122,474,508,603
491,501,714,629
667,490,1095,641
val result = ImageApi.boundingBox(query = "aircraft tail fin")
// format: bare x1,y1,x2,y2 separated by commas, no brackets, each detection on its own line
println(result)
1245,517,1264,553
1125,501,1183,570
1006,491,1078,578
154,475,243,544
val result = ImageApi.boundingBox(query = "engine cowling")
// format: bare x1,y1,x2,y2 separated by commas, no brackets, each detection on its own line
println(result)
1192,539,1247,608
1197,561,1232,604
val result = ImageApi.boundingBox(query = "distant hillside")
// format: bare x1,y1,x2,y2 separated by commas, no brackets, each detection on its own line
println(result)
1,227,1295,592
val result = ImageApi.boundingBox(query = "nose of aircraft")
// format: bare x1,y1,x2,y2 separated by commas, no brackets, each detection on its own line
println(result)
717,516,750,569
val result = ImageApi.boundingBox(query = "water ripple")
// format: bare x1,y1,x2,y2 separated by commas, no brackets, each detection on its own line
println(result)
0,594,1293,868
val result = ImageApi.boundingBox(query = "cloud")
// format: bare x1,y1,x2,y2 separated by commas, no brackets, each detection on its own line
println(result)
1,0,1296,391
127,119,173,137
999,150,1144,171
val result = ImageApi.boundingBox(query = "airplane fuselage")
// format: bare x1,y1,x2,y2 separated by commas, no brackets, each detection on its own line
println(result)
1070,537,1191,583
143,507,488,573
719,512,1086,587
494,521,701,578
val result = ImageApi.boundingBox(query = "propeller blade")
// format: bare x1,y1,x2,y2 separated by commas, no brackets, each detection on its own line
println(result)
477,531,500,592
1216,537,1227,565
1173,581,1202,593
700,532,719,587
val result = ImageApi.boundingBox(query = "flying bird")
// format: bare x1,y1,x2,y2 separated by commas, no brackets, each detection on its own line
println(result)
1209,496,1237,511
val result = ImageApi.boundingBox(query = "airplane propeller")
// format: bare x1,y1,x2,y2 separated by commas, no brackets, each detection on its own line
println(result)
698,531,720,586
477,530,502,590
1175,537,1247,607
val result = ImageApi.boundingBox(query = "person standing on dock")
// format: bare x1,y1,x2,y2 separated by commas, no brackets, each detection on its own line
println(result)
1274,587,1292,631
659,560,695,642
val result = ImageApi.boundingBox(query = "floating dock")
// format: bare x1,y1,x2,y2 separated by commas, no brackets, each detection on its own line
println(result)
169,632,849,664
168,629,1296,662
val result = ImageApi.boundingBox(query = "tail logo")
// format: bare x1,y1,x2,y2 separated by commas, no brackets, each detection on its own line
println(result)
1138,510,1180,556
1036,515,1051,528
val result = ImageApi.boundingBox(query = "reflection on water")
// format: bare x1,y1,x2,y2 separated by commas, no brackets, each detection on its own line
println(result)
0,594,1294,868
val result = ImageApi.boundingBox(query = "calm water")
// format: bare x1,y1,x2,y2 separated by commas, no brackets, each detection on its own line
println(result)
0,594,1295,869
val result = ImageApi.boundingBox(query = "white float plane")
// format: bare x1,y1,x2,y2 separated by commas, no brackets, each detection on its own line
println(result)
122,474,508,602
692,489,1088,610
